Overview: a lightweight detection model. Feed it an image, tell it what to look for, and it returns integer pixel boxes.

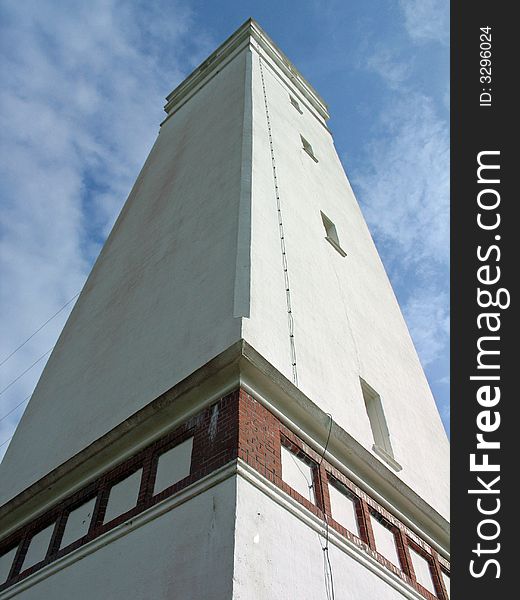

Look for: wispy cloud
[364,46,412,90]
[352,92,449,269]
[351,0,449,430]
[399,0,449,46]
[402,286,449,367]
[0,0,212,458]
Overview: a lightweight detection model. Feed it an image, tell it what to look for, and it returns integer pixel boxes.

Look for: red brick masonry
[0,389,450,599]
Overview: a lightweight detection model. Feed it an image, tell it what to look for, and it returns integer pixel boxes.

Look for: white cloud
[402,286,449,367]
[364,47,412,90]
[352,92,449,269]
[0,0,212,459]
[399,0,449,46]
[352,1,449,379]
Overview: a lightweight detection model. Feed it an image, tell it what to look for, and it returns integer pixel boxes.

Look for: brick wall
[0,388,449,599]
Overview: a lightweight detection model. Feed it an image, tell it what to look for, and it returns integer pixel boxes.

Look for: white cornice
[163,18,329,122]
[0,462,237,599]
[0,340,449,556]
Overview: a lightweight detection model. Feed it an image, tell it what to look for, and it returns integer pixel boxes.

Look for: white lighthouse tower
[0,19,449,599]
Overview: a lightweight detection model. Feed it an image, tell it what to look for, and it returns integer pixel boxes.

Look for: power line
[0,434,14,450]
[0,347,53,398]
[318,415,335,600]
[0,394,31,424]
[0,396,32,453]
[0,293,79,368]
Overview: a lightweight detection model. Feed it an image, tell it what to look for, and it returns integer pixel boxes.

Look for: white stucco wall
[243,47,449,519]
[0,48,249,505]
[4,478,236,600]
[1,25,448,528]
[233,477,410,600]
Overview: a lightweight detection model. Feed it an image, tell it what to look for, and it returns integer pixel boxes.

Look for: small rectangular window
[22,523,55,571]
[370,512,401,568]
[360,378,401,471]
[0,546,17,584]
[321,212,346,257]
[104,469,142,523]
[154,437,193,495]
[60,497,96,549]
[409,545,437,595]
[290,95,303,113]
[328,478,359,536]
[280,444,316,504]
[300,134,318,162]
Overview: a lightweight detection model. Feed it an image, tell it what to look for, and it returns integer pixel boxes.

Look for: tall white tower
[0,19,449,600]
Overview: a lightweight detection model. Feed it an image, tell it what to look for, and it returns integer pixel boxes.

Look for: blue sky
[0,0,449,460]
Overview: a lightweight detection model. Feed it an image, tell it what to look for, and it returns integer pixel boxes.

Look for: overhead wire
[0,292,78,368]
[317,414,335,600]
[0,394,31,424]
[0,347,53,398]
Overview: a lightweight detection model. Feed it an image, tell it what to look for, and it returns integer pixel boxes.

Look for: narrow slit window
[300,134,318,162]
[290,95,303,114]
[320,212,346,257]
[360,378,400,470]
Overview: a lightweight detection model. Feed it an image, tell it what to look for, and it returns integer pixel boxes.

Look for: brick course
[0,388,449,599]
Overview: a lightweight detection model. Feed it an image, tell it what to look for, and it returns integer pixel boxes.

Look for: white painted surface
[104,470,142,523]
[0,547,17,584]
[233,476,410,600]
[328,482,359,536]
[1,21,448,532]
[154,437,193,495]
[60,498,96,549]
[409,547,436,595]
[280,445,315,503]
[4,478,236,600]
[22,524,54,571]
[370,515,401,568]
[0,45,248,505]
[243,42,449,519]
[441,570,450,598]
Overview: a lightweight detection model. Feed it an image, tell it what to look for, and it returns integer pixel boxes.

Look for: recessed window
[0,546,17,584]
[22,523,54,571]
[409,545,437,595]
[328,479,359,536]
[300,134,318,162]
[370,512,401,568]
[60,497,96,549]
[154,437,193,495]
[280,444,316,503]
[104,469,142,523]
[360,378,401,471]
[290,95,303,114]
[321,212,347,257]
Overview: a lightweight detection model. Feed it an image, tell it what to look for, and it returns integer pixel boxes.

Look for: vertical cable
[258,55,298,387]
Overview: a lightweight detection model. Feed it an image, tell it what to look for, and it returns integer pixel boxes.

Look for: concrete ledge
[0,340,449,556]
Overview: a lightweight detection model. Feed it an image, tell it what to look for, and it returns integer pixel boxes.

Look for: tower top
[164,18,330,122]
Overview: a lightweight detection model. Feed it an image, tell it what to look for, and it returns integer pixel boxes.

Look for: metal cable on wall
[258,55,299,388]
